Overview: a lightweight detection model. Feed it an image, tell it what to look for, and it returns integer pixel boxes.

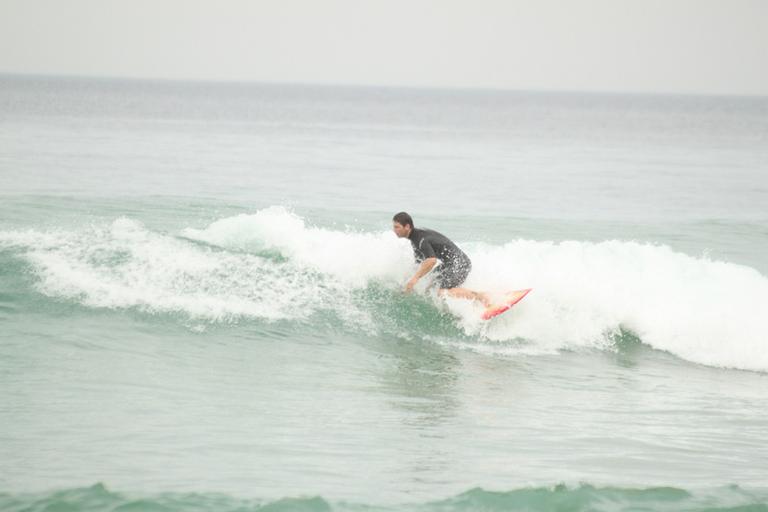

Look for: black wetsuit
[408,228,472,289]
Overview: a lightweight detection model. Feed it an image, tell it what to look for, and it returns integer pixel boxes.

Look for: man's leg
[438,287,492,307]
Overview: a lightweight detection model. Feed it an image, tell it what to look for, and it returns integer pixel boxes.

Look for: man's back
[408,228,470,269]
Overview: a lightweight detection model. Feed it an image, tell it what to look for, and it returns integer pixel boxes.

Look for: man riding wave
[392,212,491,307]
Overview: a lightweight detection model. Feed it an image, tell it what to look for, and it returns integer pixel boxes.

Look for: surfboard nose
[482,288,532,320]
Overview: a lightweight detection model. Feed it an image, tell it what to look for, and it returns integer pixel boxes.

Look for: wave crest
[1,483,765,512]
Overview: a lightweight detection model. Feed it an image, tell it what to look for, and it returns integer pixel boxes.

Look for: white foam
[2,216,359,322]
[452,239,768,372]
[2,208,767,372]
[182,206,413,287]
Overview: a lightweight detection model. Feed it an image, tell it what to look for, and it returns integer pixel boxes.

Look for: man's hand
[404,258,437,294]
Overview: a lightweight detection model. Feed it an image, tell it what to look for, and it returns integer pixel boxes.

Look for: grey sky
[1,0,766,95]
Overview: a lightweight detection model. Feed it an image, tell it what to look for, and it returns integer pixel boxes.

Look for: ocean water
[1,75,767,511]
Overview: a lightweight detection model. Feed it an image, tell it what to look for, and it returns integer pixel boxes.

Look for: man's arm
[405,257,437,293]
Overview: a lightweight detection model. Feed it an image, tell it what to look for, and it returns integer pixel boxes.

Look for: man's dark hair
[393,212,414,229]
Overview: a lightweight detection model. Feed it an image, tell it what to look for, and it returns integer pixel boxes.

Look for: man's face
[392,222,411,238]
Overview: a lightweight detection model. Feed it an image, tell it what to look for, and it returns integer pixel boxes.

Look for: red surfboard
[481,288,532,320]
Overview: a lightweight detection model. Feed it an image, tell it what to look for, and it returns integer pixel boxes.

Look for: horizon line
[2,70,766,100]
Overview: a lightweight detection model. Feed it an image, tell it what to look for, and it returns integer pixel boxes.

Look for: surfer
[393,212,491,307]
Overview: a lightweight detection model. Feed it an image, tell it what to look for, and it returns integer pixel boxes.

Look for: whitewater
[2,206,767,373]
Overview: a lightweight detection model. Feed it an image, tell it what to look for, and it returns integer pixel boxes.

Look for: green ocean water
[3,483,768,512]
[1,75,767,511]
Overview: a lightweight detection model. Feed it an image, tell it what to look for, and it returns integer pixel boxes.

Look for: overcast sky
[1,0,766,95]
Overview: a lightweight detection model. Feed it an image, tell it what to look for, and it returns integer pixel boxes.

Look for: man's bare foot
[477,292,492,308]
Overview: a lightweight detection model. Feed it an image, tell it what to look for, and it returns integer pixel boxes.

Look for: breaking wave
[1,206,766,372]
